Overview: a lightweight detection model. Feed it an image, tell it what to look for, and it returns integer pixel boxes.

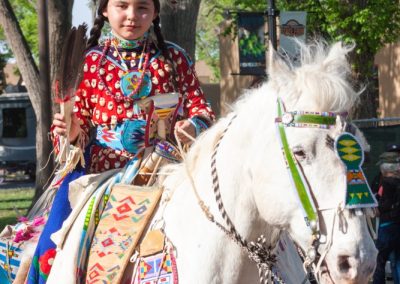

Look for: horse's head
[283,119,377,284]
[251,42,377,283]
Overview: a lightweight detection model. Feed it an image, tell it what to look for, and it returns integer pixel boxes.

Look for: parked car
[0,92,36,180]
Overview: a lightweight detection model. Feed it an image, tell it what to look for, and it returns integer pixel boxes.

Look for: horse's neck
[162,89,280,240]
[161,101,280,282]
[162,174,269,283]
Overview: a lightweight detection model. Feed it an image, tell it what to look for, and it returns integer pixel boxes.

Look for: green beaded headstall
[275,99,332,234]
[275,99,377,235]
[275,110,337,129]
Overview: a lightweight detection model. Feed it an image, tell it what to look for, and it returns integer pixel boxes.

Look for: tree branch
[0,0,40,111]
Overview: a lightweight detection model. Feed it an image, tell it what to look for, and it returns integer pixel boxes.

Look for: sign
[280,11,307,65]
[237,12,266,75]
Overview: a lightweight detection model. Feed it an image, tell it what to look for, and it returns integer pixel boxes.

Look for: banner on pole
[279,11,307,65]
[237,12,266,75]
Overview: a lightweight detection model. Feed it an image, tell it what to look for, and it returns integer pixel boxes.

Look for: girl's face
[103,0,157,40]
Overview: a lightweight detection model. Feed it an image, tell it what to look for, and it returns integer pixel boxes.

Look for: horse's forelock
[271,41,360,113]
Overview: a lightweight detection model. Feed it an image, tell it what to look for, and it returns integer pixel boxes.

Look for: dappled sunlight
[375,43,400,117]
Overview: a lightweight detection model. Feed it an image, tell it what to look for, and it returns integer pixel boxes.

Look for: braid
[86,15,106,50]
[152,16,179,91]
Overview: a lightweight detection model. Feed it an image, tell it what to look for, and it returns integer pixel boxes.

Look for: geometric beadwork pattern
[0,241,23,281]
[133,249,178,284]
[335,132,378,208]
[86,184,163,284]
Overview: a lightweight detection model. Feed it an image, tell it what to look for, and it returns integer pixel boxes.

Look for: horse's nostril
[338,255,351,273]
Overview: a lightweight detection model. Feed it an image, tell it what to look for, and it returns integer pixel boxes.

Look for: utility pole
[267,0,278,50]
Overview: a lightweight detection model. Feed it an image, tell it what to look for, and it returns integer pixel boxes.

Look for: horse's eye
[293,148,306,160]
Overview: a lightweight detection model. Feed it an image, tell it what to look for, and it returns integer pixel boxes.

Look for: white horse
[14,41,377,284]
[157,42,378,284]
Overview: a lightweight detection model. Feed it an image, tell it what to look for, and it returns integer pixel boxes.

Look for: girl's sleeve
[170,47,216,128]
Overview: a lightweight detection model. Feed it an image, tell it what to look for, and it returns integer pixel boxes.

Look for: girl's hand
[52,113,80,143]
[175,119,196,145]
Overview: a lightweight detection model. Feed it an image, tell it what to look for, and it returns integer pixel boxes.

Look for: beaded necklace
[112,38,147,71]
[112,31,148,49]
[97,38,151,101]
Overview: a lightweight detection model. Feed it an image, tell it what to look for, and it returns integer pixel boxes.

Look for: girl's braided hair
[86,0,108,49]
[86,0,179,91]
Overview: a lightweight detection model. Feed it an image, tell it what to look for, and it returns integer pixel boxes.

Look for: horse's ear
[267,48,294,83]
[322,42,354,74]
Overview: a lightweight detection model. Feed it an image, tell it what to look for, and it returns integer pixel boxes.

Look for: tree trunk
[30,0,74,203]
[0,56,6,93]
[48,1,74,90]
[160,0,201,61]
[351,51,379,119]
[30,0,52,205]
[0,0,74,204]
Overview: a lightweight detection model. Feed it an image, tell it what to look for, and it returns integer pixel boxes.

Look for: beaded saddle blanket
[86,184,164,283]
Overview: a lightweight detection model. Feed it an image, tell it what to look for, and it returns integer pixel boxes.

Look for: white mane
[273,41,360,112]
[225,42,359,117]
[179,42,359,164]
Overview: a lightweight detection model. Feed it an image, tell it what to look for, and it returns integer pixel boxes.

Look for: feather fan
[54,24,88,165]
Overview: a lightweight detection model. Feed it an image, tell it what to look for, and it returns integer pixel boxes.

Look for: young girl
[27,0,214,282]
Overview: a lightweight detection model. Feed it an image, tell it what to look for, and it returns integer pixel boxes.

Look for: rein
[210,114,283,283]
[182,106,341,284]
[203,101,341,283]
[176,116,284,284]
[178,98,374,284]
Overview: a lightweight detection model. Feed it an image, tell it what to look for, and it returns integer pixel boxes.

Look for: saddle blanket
[86,184,163,283]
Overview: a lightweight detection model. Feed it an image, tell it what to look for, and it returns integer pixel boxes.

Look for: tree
[160,0,201,61]
[0,0,37,93]
[0,0,73,201]
[198,0,400,118]
[196,0,265,81]
[280,0,400,118]
[196,1,225,82]
[12,0,39,57]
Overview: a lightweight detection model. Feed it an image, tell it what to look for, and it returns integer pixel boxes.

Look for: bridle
[204,102,340,283]
[274,98,339,267]
[273,99,378,282]
[182,98,376,283]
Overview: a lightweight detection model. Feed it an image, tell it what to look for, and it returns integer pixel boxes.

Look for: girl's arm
[171,47,215,127]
